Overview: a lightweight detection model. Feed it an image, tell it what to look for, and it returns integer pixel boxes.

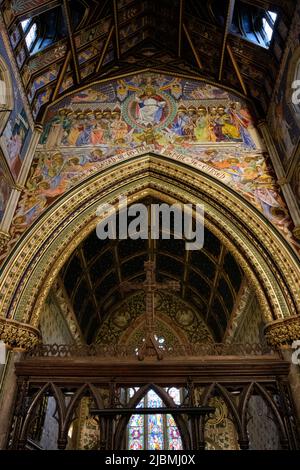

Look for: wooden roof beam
[178,0,184,57]
[227,43,248,95]
[219,0,235,81]
[62,0,81,85]
[206,245,226,322]
[95,25,115,74]
[113,0,120,60]
[183,23,203,70]
[51,50,71,101]
[79,247,102,324]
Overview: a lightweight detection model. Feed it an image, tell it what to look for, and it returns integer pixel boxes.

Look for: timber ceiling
[60,207,245,343]
[1,0,296,119]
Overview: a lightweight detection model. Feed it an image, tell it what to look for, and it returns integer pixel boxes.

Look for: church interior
[0,0,300,451]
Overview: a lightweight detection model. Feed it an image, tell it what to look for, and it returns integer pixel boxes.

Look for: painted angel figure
[134,86,166,126]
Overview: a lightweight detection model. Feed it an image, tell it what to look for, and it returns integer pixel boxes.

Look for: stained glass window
[128,388,145,450]
[21,20,37,52]
[127,388,183,450]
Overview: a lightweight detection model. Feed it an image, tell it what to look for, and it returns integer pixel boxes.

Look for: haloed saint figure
[134,86,167,126]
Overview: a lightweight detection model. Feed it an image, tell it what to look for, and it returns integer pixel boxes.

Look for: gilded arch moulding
[0,155,299,350]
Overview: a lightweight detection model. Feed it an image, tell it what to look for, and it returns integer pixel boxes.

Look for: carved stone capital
[264,316,300,348]
[0,317,41,351]
[0,231,11,251]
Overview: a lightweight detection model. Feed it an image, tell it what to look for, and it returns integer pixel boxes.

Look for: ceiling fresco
[0,0,296,120]
[1,71,299,267]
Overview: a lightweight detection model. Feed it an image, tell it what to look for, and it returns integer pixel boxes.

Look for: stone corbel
[264,316,300,348]
[0,317,41,351]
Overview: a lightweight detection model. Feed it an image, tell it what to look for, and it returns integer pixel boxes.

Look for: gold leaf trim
[0,317,41,351]
[264,316,300,347]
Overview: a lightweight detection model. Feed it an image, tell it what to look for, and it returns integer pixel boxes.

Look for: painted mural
[1,106,30,177]
[0,24,33,179]
[0,159,12,222]
[267,4,300,166]
[1,72,299,263]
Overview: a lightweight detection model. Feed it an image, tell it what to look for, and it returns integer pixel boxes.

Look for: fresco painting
[10,26,21,48]
[16,46,26,68]
[28,65,59,103]
[74,19,111,49]
[3,72,299,260]
[22,43,67,86]
[32,88,52,118]
[267,6,300,166]
[291,162,300,207]
[0,28,33,179]
[2,107,30,178]
[0,160,12,223]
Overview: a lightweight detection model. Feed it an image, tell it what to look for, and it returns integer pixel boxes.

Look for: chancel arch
[1,0,300,453]
[2,155,298,448]
[0,154,299,349]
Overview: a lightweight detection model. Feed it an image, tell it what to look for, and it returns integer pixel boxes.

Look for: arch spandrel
[0,155,299,350]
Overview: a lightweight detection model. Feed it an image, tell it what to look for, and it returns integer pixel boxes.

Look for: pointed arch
[18,382,65,447]
[199,382,243,448]
[62,383,105,439]
[241,382,289,449]
[0,155,299,350]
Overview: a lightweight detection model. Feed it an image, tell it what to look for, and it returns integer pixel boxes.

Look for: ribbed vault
[60,207,245,342]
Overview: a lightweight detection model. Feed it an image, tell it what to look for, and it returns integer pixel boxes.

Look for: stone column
[0,318,41,448]
[264,316,300,419]
[281,348,300,421]
[0,351,22,449]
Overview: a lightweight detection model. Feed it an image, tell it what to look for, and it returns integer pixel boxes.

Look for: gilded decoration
[50,279,84,345]
[76,398,100,450]
[0,316,41,350]
[293,226,300,240]
[205,397,240,450]
[1,73,299,264]
[223,281,254,342]
[0,157,299,337]
[0,231,10,251]
[125,320,180,353]
[264,316,300,347]
[95,291,213,346]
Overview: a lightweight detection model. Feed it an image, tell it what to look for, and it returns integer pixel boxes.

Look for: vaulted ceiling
[1,0,296,120]
[60,208,245,344]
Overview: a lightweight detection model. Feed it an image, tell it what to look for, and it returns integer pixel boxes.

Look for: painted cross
[121,260,180,359]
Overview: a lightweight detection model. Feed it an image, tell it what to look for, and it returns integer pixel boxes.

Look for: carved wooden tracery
[8,354,300,451]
